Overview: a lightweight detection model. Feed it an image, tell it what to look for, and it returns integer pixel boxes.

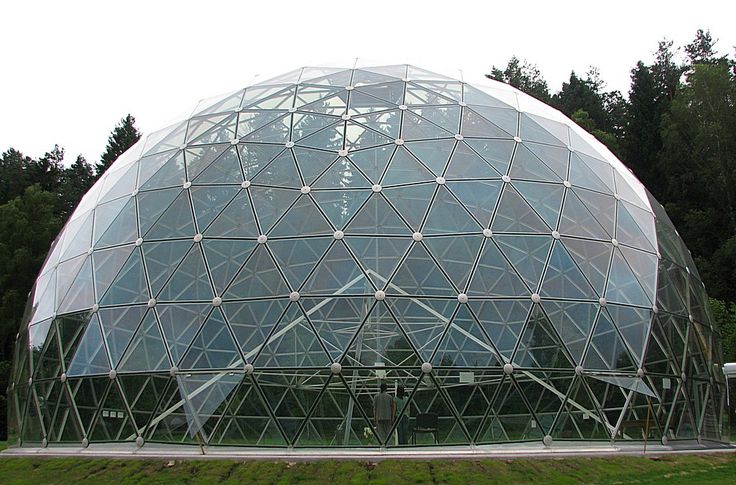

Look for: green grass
[0,451,734,484]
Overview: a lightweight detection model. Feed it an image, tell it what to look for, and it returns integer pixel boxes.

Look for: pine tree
[487,56,551,102]
[96,114,141,176]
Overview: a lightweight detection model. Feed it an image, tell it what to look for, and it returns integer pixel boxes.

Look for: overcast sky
[1,0,734,164]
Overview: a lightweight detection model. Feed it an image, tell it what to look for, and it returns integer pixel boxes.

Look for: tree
[59,155,95,220]
[488,56,551,102]
[0,149,31,205]
[96,114,141,176]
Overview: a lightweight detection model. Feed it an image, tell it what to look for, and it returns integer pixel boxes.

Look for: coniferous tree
[488,56,552,102]
[96,114,141,176]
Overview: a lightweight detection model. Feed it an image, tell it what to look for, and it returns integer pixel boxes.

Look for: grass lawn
[0,447,734,484]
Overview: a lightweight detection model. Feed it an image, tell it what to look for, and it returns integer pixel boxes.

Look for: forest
[0,30,734,439]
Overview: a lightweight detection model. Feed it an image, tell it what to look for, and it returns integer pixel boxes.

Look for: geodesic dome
[8,64,726,449]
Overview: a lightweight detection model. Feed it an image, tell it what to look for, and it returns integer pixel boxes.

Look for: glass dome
[7,64,726,449]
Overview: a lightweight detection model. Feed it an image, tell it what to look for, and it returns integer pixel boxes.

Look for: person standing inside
[395,385,410,445]
[373,382,395,445]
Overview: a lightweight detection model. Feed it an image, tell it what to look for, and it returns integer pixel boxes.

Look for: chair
[411,413,438,444]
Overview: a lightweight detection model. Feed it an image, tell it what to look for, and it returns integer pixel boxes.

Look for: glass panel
[98,305,148,368]
[404,139,455,175]
[387,298,455,362]
[302,297,375,362]
[117,311,171,372]
[224,245,290,299]
[223,299,289,360]
[423,187,482,235]
[351,110,401,139]
[157,303,211,365]
[293,147,337,184]
[388,243,455,296]
[205,190,260,238]
[464,138,515,175]
[543,301,598,365]
[99,248,150,306]
[574,188,616,236]
[382,183,435,232]
[312,189,371,229]
[57,257,94,314]
[381,147,435,185]
[177,372,241,439]
[158,244,213,302]
[401,112,453,140]
[185,145,230,181]
[513,305,574,369]
[190,186,240,230]
[145,190,195,239]
[302,241,372,295]
[561,237,611,295]
[346,193,412,235]
[605,249,651,306]
[559,190,610,239]
[139,151,186,191]
[468,241,530,297]
[432,305,502,367]
[349,145,394,183]
[251,150,302,188]
[67,315,110,376]
[255,304,330,368]
[202,239,257,294]
[445,142,501,180]
[238,143,284,180]
[492,184,550,233]
[354,81,404,105]
[541,241,598,300]
[423,235,483,293]
[269,195,334,237]
[142,240,193,296]
[250,186,300,233]
[93,244,135,302]
[513,181,564,229]
[269,237,333,290]
[461,108,513,138]
[495,235,551,292]
[292,114,340,141]
[179,309,242,370]
[583,310,636,371]
[446,180,502,228]
[313,158,371,189]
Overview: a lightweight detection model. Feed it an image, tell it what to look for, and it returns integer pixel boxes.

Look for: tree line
[0,30,735,439]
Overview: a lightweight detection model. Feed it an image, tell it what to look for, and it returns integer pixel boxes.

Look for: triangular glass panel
[404,139,455,175]
[238,143,283,179]
[348,145,394,183]
[157,303,211,365]
[136,187,181,236]
[381,147,435,185]
[142,120,187,157]
[346,236,412,288]
[543,301,598,365]
[513,305,574,368]
[382,183,435,231]
[299,92,349,115]
[405,83,454,105]
[568,152,615,195]
[58,256,94,314]
[480,375,542,442]
[55,254,87,306]
[237,110,286,138]
[354,81,405,105]
[139,151,186,191]
[584,310,637,371]
[445,142,501,180]
[95,197,138,248]
[345,122,393,151]
[292,147,337,184]
[616,201,657,253]
[348,90,397,114]
[60,211,93,261]
[302,241,373,295]
[521,372,575,434]
[346,193,412,235]
[209,378,286,446]
[551,377,611,440]
[446,180,503,227]
[524,142,570,180]
[573,187,616,236]
[204,190,259,238]
[90,381,137,442]
[57,312,92,370]
[142,240,193,296]
[413,80,463,101]
[656,260,687,315]
[303,297,375,362]
[69,377,109,437]
[468,241,530,297]
[190,186,240,230]
[100,247,149,306]
[145,190,195,239]
[177,372,241,438]
[510,143,562,182]
[423,186,482,235]
[179,309,242,370]
[424,235,483,293]
[292,113,342,141]
[495,235,552,291]
[256,370,328,444]
[223,299,289,360]
[251,150,302,188]
[606,248,651,306]
[344,302,422,367]
[313,157,371,189]
[158,244,213,301]
[433,305,502,367]
[388,298,456,362]
[350,110,401,139]
[519,113,568,147]
[185,145,230,180]
[67,315,110,376]
[224,245,290,299]
[513,181,564,229]
[186,113,236,144]
[250,186,301,233]
[619,246,658,305]
[408,374,470,445]
[268,237,333,290]
[411,105,462,134]
[461,108,513,138]
[389,243,455,296]
[561,237,611,295]
[97,305,148,368]
[255,304,331,368]
[241,115,290,143]
[117,311,171,372]
[202,239,257,294]
[312,189,371,229]
[464,138,515,175]
[33,323,62,380]
[492,184,550,233]
[294,82,343,105]
[464,106,518,137]
[607,304,652,366]
[401,112,453,140]
[297,123,345,151]
[269,195,333,237]
[541,241,598,300]
[558,190,610,240]
[114,373,172,438]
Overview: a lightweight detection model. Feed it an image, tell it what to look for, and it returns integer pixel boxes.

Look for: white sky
[1,0,734,164]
